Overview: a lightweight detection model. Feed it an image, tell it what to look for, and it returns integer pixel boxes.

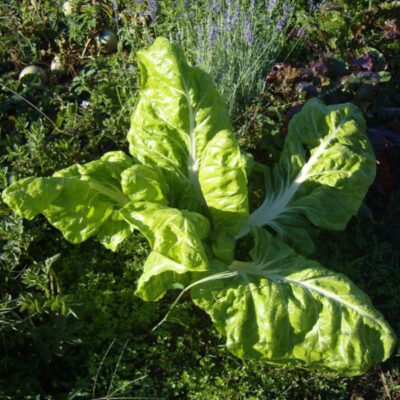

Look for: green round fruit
[19,65,46,80]
[97,30,118,53]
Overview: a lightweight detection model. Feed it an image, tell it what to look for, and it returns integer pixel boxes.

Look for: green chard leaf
[98,164,169,250]
[237,99,376,252]
[120,164,169,205]
[2,151,132,244]
[2,151,167,250]
[118,202,210,301]
[192,227,396,376]
[128,37,248,235]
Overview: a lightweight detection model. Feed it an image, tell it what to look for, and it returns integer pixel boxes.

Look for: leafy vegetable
[127,37,248,235]
[2,151,133,244]
[119,202,211,302]
[192,227,396,376]
[2,37,396,376]
[237,99,376,253]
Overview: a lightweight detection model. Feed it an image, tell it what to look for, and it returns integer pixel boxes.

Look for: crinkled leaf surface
[97,164,169,251]
[135,251,194,301]
[2,151,133,244]
[238,99,376,250]
[192,227,396,376]
[128,37,248,234]
[199,130,248,235]
[120,164,168,204]
[211,230,236,265]
[96,210,132,251]
[118,202,211,301]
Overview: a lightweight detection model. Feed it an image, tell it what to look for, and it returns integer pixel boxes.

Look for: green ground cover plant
[0,0,399,399]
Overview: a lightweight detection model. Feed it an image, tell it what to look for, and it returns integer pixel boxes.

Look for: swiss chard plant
[2,37,396,376]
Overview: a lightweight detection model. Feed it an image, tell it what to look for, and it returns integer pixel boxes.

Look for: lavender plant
[131,0,296,116]
[170,0,297,116]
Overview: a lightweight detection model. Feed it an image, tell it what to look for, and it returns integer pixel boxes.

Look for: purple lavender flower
[112,0,118,10]
[195,23,204,43]
[275,1,293,31]
[223,0,238,32]
[276,17,285,31]
[208,23,219,46]
[215,70,223,83]
[147,0,159,21]
[244,13,253,44]
[245,31,253,44]
[308,0,327,11]
[244,13,251,28]
[223,8,231,30]
[209,1,223,13]
[284,1,293,14]
[266,0,277,13]
[232,4,240,25]
[215,63,228,84]
[226,0,235,15]
[185,0,190,6]
[146,31,154,43]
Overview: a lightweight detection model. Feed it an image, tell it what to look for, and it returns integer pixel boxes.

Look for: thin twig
[107,339,129,397]
[93,338,116,398]
[81,36,93,59]
[107,375,148,398]
[379,366,392,400]
[279,384,293,397]
[0,83,60,132]
[151,270,238,333]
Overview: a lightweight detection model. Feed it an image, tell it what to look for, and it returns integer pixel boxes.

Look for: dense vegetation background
[0,0,399,398]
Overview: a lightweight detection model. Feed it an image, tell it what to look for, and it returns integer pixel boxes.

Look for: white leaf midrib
[237,117,345,239]
[182,79,209,184]
[150,73,209,183]
[233,265,390,334]
[83,178,129,207]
